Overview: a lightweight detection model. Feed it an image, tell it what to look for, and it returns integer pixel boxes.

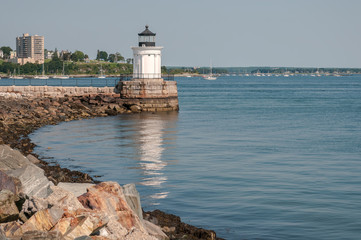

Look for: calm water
[30,75,361,239]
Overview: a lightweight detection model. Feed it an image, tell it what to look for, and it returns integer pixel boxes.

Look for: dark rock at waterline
[144,209,225,240]
[41,165,94,185]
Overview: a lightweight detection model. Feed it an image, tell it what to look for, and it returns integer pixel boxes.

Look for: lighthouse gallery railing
[119,74,174,81]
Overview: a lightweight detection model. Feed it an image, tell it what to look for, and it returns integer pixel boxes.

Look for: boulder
[26,154,40,164]
[21,196,48,218]
[108,104,126,113]
[50,208,109,239]
[15,207,63,236]
[129,105,141,113]
[61,212,108,240]
[100,218,127,239]
[121,184,142,220]
[77,182,156,239]
[7,164,53,198]
[46,186,84,211]
[20,185,84,219]
[143,220,169,240]
[0,221,22,237]
[78,182,143,231]
[0,145,31,171]
[0,190,19,223]
[19,230,64,240]
[0,228,6,240]
[57,183,95,197]
[0,145,53,198]
[74,236,92,240]
[0,170,21,195]
[50,217,71,236]
[124,228,158,240]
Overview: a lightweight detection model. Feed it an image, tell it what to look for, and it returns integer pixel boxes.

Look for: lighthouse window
[140,36,151,42]
[139,35,155,43]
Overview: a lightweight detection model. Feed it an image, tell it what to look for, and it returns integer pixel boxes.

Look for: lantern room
[138,25,156,47]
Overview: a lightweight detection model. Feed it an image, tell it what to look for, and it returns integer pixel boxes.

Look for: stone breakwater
[0,86,115,98]
[0,92,222,240]
[0,85,179,112]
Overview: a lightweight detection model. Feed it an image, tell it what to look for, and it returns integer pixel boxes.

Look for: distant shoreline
[0,74,121,79]
[1,73,360,79]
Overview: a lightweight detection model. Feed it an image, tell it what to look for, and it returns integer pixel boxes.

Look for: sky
[1,0,360,68]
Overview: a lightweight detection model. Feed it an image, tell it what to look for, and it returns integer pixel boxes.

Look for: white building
[45,50,54,59]
[132,25,163,79]
[10,51,16,59]
[0,50,3,59]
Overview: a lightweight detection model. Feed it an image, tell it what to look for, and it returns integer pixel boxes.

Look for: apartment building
[14,33,44,65]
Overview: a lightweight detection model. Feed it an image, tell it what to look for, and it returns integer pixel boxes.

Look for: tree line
[0,46,134,75]
[0,46,129,64]
[0,59,133,75]
[0,46,12,59]
[49,49,127,63]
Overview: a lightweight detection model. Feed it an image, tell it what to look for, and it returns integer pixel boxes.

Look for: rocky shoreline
[0,95,223,239]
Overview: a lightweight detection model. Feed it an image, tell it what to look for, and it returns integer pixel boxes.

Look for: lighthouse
[132,25,163,79]
[117,25,178,112]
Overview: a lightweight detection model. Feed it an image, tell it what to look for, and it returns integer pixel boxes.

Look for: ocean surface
[30,75,361,240]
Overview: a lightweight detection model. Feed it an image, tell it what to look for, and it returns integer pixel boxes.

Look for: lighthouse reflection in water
[130,113,178,203]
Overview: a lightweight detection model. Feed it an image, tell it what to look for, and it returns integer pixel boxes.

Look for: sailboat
[10,69,24,79]
[203,61,217,80]
[98,64,106,78]
[315,68,322,77]
[38,63,49,79]
[255,70,262,77]
[57,62,69,79]
[33,71,40,79]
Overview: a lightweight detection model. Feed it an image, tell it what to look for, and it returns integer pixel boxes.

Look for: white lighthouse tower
[132,25,163,79]
[117,25,178,111]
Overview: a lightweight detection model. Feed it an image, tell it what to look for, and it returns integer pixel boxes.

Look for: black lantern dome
[138,25,156,47]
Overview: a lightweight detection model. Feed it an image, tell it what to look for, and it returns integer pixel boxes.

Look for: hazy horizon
[1,0,360,68]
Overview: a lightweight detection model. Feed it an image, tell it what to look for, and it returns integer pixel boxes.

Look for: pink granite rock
[76,181,162,239]
[78,182,143,231]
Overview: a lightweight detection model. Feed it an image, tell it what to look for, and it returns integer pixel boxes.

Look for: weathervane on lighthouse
[132,25,163,79]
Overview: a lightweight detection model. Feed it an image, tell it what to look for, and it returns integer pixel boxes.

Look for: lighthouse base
[116,78,179,112]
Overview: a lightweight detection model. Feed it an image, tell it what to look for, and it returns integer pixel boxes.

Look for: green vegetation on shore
[1,60,361,76]
[0,60,133,76]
